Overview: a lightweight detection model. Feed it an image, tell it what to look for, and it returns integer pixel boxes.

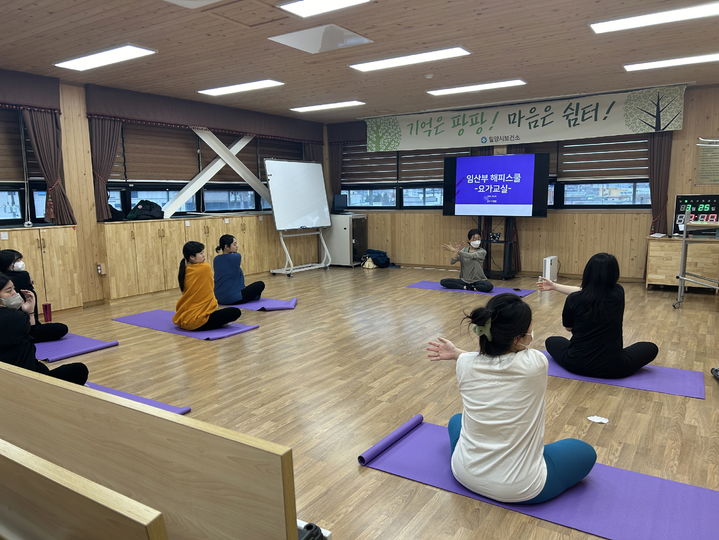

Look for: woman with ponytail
[212,234,265,305]
[540,252,658,378]
[173,241,241,331]
[427,293,595,504]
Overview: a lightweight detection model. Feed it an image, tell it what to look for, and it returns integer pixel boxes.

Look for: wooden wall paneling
[0,363,297,540]
[646,237,719,288]
[0,438,168,540]
[668,86,719,229]
[133,221,167,294]
[183,219,211,258]
[0,228,45,304]
[233,216,260,274]
[161,219,186,291]
[39,226,82,310]
[102,224,139,299]
[59,83,104,304]
[205,218,228,268]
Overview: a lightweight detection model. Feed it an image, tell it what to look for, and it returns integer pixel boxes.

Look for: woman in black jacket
[0,249,69,342]
[0,273,87,385]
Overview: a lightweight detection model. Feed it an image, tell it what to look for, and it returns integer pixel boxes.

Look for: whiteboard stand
[271,229,331,276]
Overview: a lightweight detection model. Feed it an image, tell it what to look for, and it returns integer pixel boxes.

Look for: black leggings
[545,336,659,379]
[196,308,242,331]
[30,323,69,343]
[239,281,265,303]
[36,361,89,385]
[440,278,494,292]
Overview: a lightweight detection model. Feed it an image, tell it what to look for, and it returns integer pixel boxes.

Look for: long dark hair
[215,234,235,253]
[178,241,205,291]
[465,293,532,356]
[0,250,21,274]
[578,252,620,318]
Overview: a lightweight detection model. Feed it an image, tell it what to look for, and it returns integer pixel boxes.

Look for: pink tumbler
[42,303,52,322]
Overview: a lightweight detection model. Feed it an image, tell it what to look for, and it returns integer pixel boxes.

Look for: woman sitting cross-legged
[440,228,493,292]
[539,252,658,379]
[213,234,265,305]
[427,293,596,504]
[173,241,241,331]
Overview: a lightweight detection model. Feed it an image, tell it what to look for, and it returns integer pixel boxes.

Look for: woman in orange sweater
[173,241,241,331]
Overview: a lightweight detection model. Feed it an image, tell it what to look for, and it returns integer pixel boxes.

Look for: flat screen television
[443,153,550,217]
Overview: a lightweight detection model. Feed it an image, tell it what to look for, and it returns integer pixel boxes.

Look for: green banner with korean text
[366,85,685,152]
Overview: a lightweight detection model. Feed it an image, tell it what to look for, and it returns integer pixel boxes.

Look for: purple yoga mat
[406,280,535,297]
[85,382,191,415]
[360,418,718,540]
[541,350,705,399]
[112,309,258,340]
[35,334,119,363]
[224,297,297,311]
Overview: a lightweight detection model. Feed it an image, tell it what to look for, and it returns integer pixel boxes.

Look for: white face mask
[12,260,26,272]
[1,292,23,310]
[469,240,481,248]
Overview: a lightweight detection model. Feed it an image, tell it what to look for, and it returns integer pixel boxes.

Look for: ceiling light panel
[291,100,365,112]
[624,52,719,71]
[428,79,526,96]
[278,0,370,18]
[54,45,156,71]
[350,47,470,72]
[591,2,719,33]
[199,80,285,96]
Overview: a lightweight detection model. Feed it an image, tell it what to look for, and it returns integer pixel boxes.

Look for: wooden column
[59,83,106,304]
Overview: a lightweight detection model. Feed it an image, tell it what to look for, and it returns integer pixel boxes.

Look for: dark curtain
[328,142,344,196]
[89,117,122,221]
[648,131,673,234]
[302,142,323,163]
[22,109,76,225]
[471,146,494,273]
[505,145,523,273]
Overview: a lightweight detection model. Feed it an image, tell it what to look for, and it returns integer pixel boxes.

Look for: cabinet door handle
[36,238,41,249]
[131,230,135,240]
[41,238,46,249]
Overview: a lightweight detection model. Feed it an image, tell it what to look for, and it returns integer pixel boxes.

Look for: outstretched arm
[536,277,581,295]
[426,337,467,361]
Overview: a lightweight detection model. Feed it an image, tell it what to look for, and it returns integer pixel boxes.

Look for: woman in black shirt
[0,249,69,342]
[540,253,658,379]
[0,273,87,385]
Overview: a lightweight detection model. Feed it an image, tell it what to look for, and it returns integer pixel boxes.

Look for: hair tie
[470,319,492,341]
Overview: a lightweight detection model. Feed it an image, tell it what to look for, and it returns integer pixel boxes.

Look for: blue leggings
[448,413,596,504]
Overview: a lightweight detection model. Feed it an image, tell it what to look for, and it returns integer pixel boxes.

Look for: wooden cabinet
[103,224,139,299]
[645,237,719,288]
[0,226,81,311]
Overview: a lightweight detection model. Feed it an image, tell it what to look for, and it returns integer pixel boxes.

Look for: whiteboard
[265,159,331,230]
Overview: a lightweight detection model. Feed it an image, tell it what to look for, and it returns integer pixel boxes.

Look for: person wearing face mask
[173,241,242,331]
[0,273,88,385]
[440,228,493,292]
[0,249,69,342]
[213,234,265,305]
[426,293,596,504]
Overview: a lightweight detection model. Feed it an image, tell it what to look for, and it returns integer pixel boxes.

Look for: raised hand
[426,337,465,361]
[536,276,555,291]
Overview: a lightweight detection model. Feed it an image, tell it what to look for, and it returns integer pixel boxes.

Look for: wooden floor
[51,267,718,539]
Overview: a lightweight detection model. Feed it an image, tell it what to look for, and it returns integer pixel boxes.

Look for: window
[130,190,196,212]
[204,189,256,211]
[341,188,396,207]
[403,186,443,207]
[0,190,21,220]
[563,182,651,206]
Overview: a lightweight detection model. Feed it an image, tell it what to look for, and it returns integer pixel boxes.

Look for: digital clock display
[673,195,719,234]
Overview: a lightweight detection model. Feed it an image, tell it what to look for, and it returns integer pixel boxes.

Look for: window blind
[558,134,649,180]
[123,124,200,181]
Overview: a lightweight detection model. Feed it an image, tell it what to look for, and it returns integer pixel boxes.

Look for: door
[39,227,82,310]
[103,224,139,299]
[133,221,167,294]
[160,220,186,290]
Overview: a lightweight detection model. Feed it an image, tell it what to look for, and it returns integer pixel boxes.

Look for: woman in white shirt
[427,293,596,504]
